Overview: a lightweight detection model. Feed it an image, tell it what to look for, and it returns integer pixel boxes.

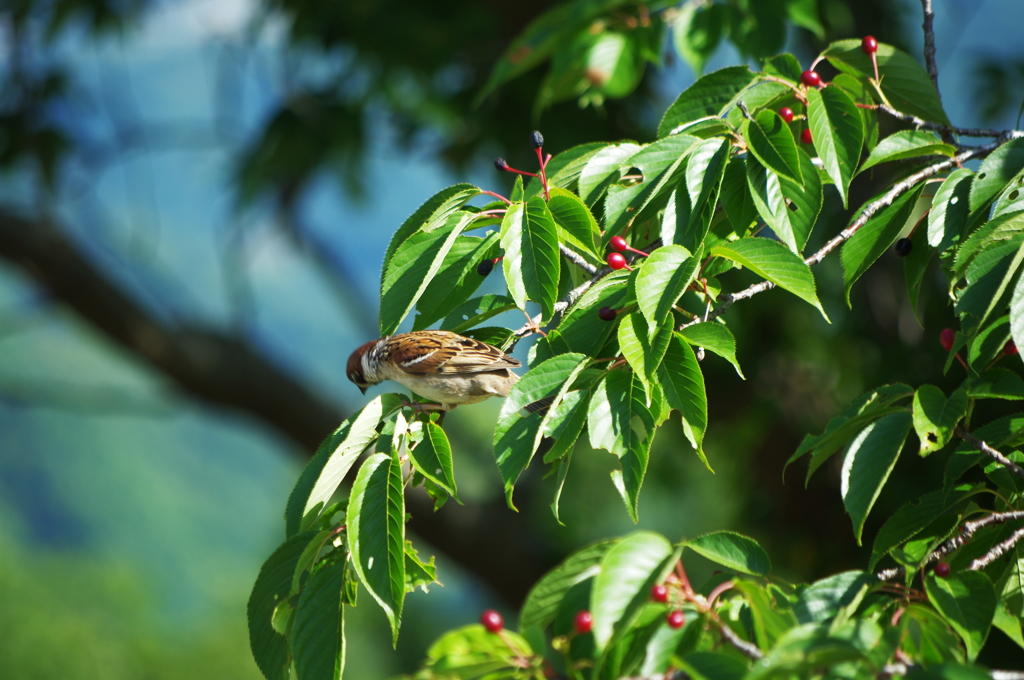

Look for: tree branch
[955,426,1024,480]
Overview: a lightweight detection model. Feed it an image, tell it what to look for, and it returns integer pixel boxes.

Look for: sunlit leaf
[806,85,863,207]
[841,412,913,544]
[711,237,827,319]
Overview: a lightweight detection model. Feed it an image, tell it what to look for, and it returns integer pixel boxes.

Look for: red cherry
[598,306,617,321]
[934,562,951,578]
[481,609,503,633]
[573,610,593,634]
[667,611,686,629]
[607,252,628,270]
[862,36,879,55]
[779,107,795,123]
[801,128,813,144]
[801,70,821,87]
[610,235,628,252]
[651,584,669,603]
[1006,340,1018,355]
[939,328,956,351]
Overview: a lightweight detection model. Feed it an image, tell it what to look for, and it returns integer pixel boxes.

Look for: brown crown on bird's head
[347,339,378,393]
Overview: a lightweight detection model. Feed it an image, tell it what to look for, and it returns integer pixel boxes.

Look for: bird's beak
[359,386,368,395]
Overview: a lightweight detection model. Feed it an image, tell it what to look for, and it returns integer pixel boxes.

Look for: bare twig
[955,426,1024,480]
[558,243,597,275]
[970,527,1024,570]
[683,134,1019,330]
[920,0,941,96]
[874,103,1010,139]
[715,617,764,660]
[736,100,754,122]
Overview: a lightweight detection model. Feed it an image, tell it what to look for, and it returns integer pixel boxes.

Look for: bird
[346,330,522,411]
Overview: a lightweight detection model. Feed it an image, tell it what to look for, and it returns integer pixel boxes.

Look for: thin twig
[955,426,1024,480]
[736,100,754,122]
[920,0,941,97]
[874,103,1010,138]
[682,134,1019,330]
[715,617,764,660]
[558,243,597,275]
[512,268,607,337]
[970,527,1024,570]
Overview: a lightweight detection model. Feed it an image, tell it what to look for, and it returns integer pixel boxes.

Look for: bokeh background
[2,0,1023,676]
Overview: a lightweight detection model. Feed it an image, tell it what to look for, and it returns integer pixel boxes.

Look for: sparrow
[346,330,521,411]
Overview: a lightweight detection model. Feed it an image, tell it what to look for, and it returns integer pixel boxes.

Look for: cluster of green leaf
[404,529,1004,679]
[480,0,825,114]
[248,20,1024,680]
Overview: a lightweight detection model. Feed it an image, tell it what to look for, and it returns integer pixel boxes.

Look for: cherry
[494,157,509,171]
[573,610,593,634]
[801,70,821,87]
[481,609,503,633]
[610,235,628,252]
[607,252,628,270]
[862,36,879,55]
[1006,340,1018,355]
[894,238,913,257]
[934,562,951,578]
[801,128,813,144]
[667,611,686,629]
[939,328,956,352]
[651,584,669,603]
[531,130,544,149]
[598,306,617,321]
[779,107,795,123]
[477,259,495,276]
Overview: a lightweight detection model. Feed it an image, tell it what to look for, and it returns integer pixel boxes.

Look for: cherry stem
[707,580,735,608]
[954,352,968,370]
[480,190,512,205]
[503,164,538,178]
[534,147,550,200]
[870,51,880,83]
[625,245,649,257]
[907,208,930,238]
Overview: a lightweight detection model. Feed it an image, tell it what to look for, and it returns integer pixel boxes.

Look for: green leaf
[422,624,535,677]
[676,652,748,680]
[686,531,771,575]
[901,605,966,664]
[408,422,459,502]
[635,244,699,332]
[788,384,913,479]
[520,540,617,632]
[823,39,950,125]
[500,196,560,319]
[870,486,975,570]
[286,397,387,537]
[743,109,802,184]
[677,323,743,378]
[547,187,601,261]
[785,0,824,38]
[404,541,437,594]
[412,232,498,330]
[793,571,877,623]
[544,270,631,358]
[684,138,731,243]
[1010,236,1024,358]
[440,294,517,334]
[475,3,572,104]
[588,370,652,460]
[841,184,925,305]
[659,333,709,468]
[806,85,863,207]
[248,532,318,680]
[542,388,590,463]
[925,572,997,662]
[382,184,480,281]
[904,215,935,325]
[293,559,346,680]
[348,453,405,646]
[860,130,956,174]
[673,2,725,76]
[841,412,913,544]
[928,168,973,251]
[967,368,1024,400]
[731,579,799,649]
[591,531,674,651]
[381,211,475,335]
[721,158,759,234]
[711,237,828,319]
[745,150,822,253]
[618,311,671,404]
[969,315,1014,370]
[604,135,700,236]
[762,53,803,83]
[970,137,1024,213]
[579,142,643,207]
[493,353,589,504]
[658,66,757,137]
[585,30,644,98]
[913,386,968,456]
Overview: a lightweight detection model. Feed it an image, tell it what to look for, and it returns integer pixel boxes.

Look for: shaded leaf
[293,559,346,680]
[743,109,802,184]
[686,531,771,576]
[925,572,997,662]
[913,386,968,456]
[841,412,913,543]
[658,66,757,137]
